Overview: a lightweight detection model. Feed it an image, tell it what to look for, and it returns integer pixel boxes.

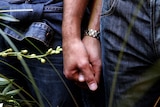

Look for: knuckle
[94,59,102,66]
[78,61,89,69]
[63,70,72,79]
[86,76,95,84]
[63,70,77,80]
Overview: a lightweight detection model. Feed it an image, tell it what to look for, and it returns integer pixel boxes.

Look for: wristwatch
[85,29,100,40]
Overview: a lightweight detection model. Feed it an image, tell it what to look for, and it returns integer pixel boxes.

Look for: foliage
[0,47,62,63]
[0,11,63,107]
[0,77,20,107]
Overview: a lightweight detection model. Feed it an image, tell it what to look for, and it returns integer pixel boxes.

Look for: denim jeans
[0,0,84,107]
[0,0,105,107]
[101,0,160,107]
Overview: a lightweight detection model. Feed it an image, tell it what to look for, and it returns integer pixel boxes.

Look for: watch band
[85,29,100,40]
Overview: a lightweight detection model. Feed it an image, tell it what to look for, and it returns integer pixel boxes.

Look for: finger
[81,65,98,91]
[92,63,101,84]
[78,73,85,82]
[64,69,79,82]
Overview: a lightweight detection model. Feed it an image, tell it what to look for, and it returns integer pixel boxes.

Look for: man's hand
[62,38,98,91]
[62,0,102,91]
[82,36,102,84]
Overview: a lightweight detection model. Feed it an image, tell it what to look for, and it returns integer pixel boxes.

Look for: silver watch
[85,29,100,40]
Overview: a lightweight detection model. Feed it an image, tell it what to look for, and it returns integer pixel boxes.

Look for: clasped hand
[63,36,101,91]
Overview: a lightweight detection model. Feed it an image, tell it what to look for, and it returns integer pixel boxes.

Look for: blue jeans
[101,0,160,107]
[0,0,105,107]
[0,0,84,107]
[0,37,83,107]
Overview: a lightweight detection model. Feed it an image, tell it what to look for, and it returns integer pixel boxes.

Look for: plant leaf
[0,77,10,85]
[0,13,19,22]
[2,83,12,95]
[6,89,21,96]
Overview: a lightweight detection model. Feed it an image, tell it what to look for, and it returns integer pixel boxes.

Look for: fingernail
[89,83,98,91]
[78,74,85,82]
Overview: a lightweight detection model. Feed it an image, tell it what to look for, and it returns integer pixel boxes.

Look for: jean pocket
[101,0,118,16]
[24,22,55,47]
[4,22,55,47]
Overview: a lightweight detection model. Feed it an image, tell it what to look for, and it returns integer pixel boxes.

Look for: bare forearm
[62,0,89,41]
[88,0,102,31]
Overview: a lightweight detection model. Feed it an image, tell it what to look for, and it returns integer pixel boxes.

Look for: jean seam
[151,0,159,57]
[101,0,118,16]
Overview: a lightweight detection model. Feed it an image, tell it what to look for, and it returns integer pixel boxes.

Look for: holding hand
[62,38,98,91]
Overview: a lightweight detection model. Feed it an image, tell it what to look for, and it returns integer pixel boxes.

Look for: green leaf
[0,77,10,85]
[2,84,12,95]
[0,13,19,22]
[0,95,7,100]
[6,89,21,96]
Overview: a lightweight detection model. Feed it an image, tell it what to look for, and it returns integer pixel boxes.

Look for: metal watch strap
[85,29,100,40]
